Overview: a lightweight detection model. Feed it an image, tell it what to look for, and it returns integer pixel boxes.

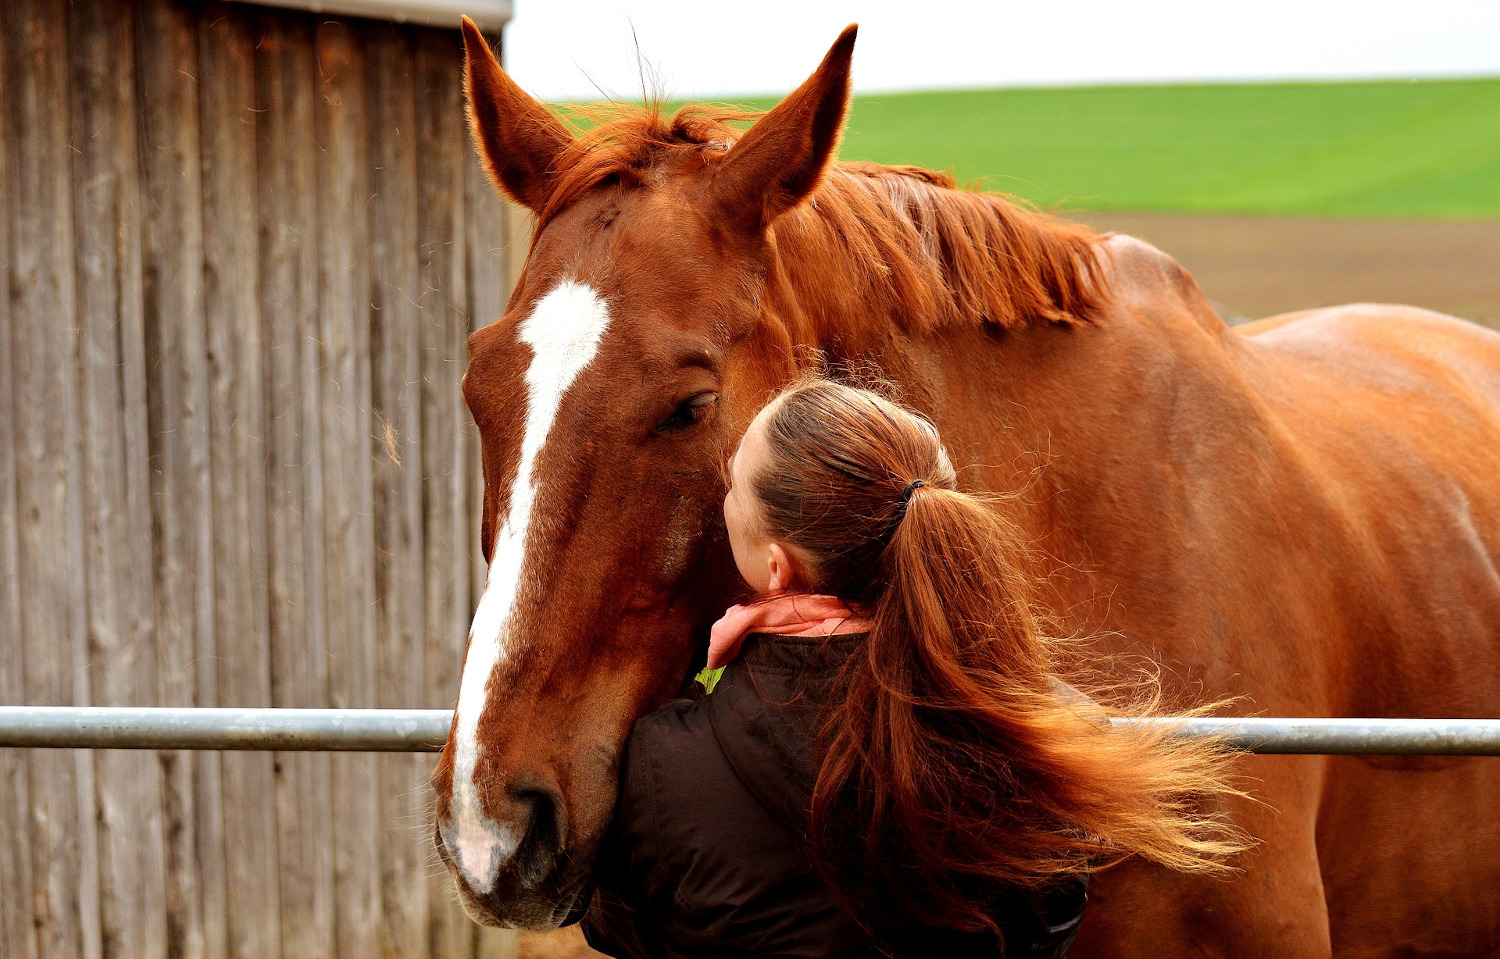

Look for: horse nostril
[510,786,564,889]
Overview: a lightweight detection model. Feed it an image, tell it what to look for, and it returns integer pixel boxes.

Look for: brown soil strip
[1070,214,1500,331]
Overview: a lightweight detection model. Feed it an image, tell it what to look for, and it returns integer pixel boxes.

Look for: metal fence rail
[2,707,1500,755]
[0,707,451,752]
[1116,716,1500,755]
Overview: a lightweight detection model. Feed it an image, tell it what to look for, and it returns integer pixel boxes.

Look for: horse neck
[931,236,1270,605]
[748,221,1278,647]
[748,169,1257,469]
[766,225,1258,520]
[757,170,1111,366]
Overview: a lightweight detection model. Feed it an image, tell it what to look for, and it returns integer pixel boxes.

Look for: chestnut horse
[432,20,1500,957]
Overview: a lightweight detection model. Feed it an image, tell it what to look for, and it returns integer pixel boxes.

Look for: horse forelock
[537,103,753,226]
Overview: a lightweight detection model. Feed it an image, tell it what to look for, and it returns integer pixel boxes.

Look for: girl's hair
[750,378,1247,938]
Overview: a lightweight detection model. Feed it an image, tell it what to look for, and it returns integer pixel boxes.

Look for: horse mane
[539,103,1112,331]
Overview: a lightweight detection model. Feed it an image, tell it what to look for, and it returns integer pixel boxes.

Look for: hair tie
[899,479,925,505]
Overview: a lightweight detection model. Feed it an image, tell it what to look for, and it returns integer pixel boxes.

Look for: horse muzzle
[434,776,590,929]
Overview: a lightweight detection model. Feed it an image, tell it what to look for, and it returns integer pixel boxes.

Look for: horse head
[431,20,860,928]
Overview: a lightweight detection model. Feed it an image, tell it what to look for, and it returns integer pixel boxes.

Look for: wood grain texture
[313,19,385,959]
[415,30,477,956]
[0,7,42,958]
[4,1,103,956]
[365,23,433,956]
[67,1,171,954]
[4,4,510,955]
[197,5,283,956]
[133,0,218,953]
[503,205,533,301]
[254,13,336,958]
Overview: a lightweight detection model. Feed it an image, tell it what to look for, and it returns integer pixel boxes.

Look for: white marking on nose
[449,280,613,893]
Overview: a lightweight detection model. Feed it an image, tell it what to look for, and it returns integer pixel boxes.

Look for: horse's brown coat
[434,19,1500,956]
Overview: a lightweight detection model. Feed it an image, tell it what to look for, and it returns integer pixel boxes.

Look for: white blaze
[446,280,613,893]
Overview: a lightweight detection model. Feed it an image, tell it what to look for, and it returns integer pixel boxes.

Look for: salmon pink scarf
[706,594,872,669]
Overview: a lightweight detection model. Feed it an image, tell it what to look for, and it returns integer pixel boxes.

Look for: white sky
[504,1,1500,100]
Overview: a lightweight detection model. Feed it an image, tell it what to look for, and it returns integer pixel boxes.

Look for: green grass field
[674,78,1500,220]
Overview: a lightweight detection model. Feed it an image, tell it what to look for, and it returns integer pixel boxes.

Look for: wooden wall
[0,0,522,955]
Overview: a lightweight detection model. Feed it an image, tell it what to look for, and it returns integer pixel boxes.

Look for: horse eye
[655,393,719,434]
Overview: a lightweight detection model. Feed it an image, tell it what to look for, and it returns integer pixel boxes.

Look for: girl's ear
[767,542,805,593]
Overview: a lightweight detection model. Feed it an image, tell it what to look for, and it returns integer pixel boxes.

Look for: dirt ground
[1070,213,1500,331]
[516,928,599,957]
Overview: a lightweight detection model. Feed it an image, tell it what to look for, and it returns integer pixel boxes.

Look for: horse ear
[710,24,857,233]
[462,16,573,214]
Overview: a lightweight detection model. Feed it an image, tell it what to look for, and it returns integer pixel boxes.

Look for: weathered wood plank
[414,30,468,717]
[504,205,533,304]
[312,19,384,959]
[0,8,42,959]
[133,0,219,954]
[4,1,103,956]
[365,22,432,957]
[8,6,525,956]
[197,5,283,957]
[253,12,336,958]
[414,28,476,958]
[67,1,170,954]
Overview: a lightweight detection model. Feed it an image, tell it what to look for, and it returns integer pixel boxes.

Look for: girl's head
[723,379,957,601]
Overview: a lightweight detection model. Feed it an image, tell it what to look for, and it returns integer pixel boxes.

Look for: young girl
[583,379,1245,959]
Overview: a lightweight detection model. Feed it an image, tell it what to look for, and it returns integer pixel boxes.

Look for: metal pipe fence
[0,707,450,752]
[2,707,1499,755]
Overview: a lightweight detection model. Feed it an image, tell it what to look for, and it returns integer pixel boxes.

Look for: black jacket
[582,633,1088,959]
